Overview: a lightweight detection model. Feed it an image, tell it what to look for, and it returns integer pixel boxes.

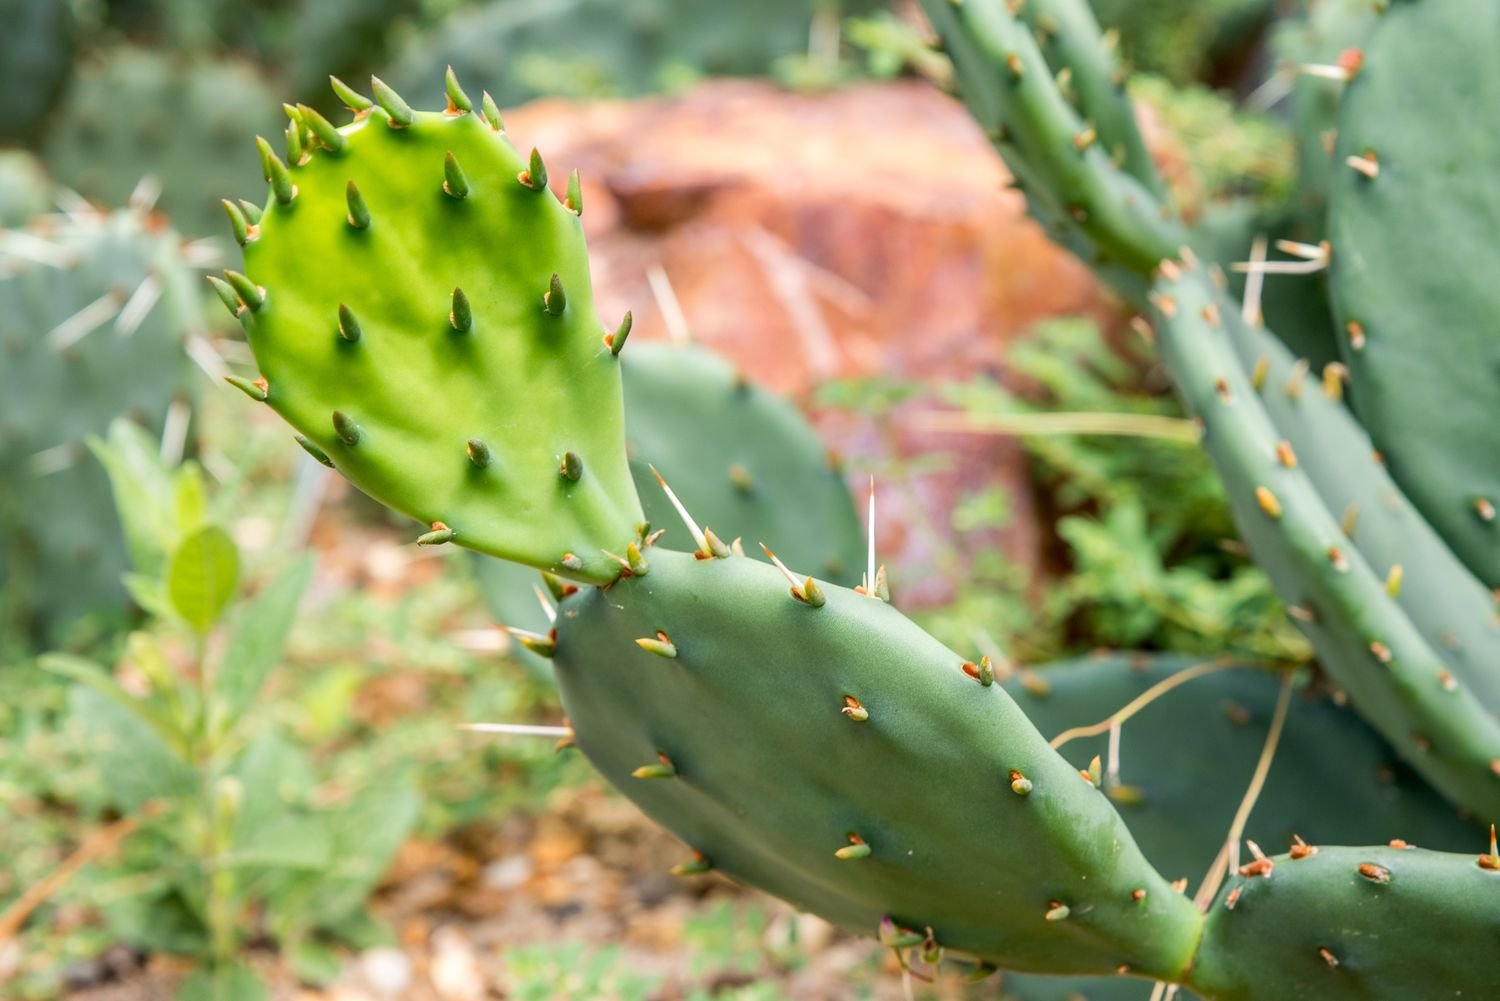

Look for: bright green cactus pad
[552,549,1203,979]
[1327,0,1500,588]
[237,88,643,584]
[1190,844,1500,999]
[622,343,864,584]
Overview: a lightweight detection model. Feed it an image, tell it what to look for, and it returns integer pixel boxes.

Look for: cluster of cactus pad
[224,6,1500,993]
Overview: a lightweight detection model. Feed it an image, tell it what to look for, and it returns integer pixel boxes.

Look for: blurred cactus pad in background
[4,1,1499,1000]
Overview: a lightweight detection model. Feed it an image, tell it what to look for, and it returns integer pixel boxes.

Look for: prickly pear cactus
[473,340,866,655]
[553,549,1203,977]
[0,205,198,647]
[42,47,282,238]
[229,78,643,583]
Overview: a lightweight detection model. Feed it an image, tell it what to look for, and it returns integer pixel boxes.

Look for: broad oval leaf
[166,525,240,633]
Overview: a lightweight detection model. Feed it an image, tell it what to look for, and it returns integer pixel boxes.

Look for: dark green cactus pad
[237,90,643,583]
[1151,256,1500,822]
[1190,844,1500,999]
[43,47,281,238]
[552,550,1204,979]
[0,208,197,646]
[622,343,864,585]
[1327,0,1500,588]
[1223,310,1500,724]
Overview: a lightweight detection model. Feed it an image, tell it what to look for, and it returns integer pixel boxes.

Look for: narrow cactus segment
[1327,0,1500,589]
[1009,0,1162,200]
[552,551,1204,978]
[1189,845,1500,999]
[236,98,642,584]
[918,0,1182,282]
[1152,259,1500,820]
[1223,313,1500,722]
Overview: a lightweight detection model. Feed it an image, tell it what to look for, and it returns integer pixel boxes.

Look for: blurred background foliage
[0,0,1311,997]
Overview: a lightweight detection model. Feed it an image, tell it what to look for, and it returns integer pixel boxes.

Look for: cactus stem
[519,148,548,191]
[225,375,268,402]
[450,287,472,332]
[444,66,473,115]
[649,464,710,555]
[841,695,869,722]
[507,626,556,658]
[370,76,414,127]
[443,151,470,198]
[636,630,678,660]
[633,753,676,779]
[604,311,633,354]
[331,410,362,446]
[466,438,491,467]
[346,180,371,229]
[337,303,361,342]
[330,75,372,113]
[544,273,567,315]
[559,450,583,483]
[294,435,334,467]
[223,270,265,312]
[835,834,872,861]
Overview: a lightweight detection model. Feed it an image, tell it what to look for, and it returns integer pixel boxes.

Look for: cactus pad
[236,83,643,583]
[1328,0,1500,588]
[552,550,1203,978]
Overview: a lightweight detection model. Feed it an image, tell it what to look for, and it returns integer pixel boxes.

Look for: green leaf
[225,813,331,869]
[90,418,177,579]
[42,653,188,759]
[213,557,314,731]
[173,462,209,536]
[176,962,268,1001]
[167,526,240,633]
[67,687,196,811]
[287,938,343,986]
